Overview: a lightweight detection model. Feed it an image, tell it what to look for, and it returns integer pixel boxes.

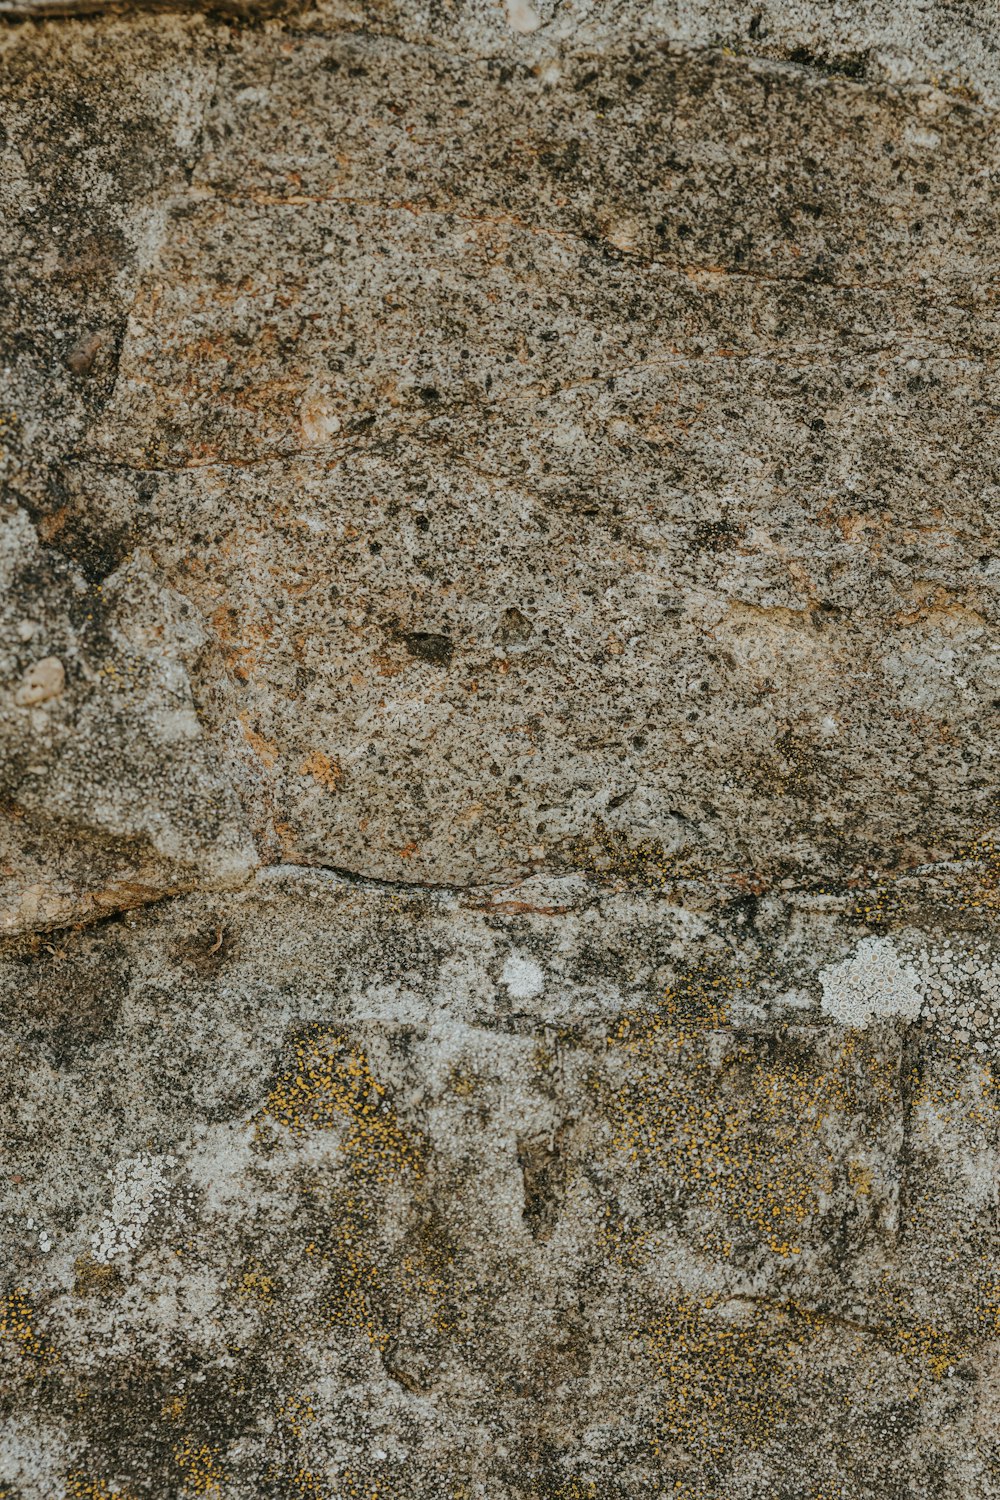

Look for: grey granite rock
[1,1,998,1495]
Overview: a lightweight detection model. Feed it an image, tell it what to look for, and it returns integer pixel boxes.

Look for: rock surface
[1,1,998,1495]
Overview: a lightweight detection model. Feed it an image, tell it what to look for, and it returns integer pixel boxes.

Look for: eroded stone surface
[0,506,257,933]
[1,870,999,1496]
[9,25,998,886]
[2,1,999,1494]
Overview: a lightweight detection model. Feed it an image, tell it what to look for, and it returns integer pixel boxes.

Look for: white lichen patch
[819,937,922,1027]
[501,952,545,1000]
[91,1152,176,1263]
[505,0,541,32]
[917,941,1000,1050]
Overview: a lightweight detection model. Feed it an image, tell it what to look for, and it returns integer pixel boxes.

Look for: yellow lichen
[568,821,704,888]
[316,1191,391,1351]
[596,1205,649,1269]
[641,1296,792,1460]
[64,1477,137,1500]
[236,1263,276,1307]
[72,1256,121,1298]
[286,1470,329,1499]
[279,1394,317,1439]
[603,971,894,1257]
[527,1483,598,1499]
[175,1439,226,1497]
[0,1286,58,1373]
[256,1028,422,1181]
[447,1065,478,1098]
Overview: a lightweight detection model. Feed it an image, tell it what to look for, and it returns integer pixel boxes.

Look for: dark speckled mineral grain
[1,2,999,1496]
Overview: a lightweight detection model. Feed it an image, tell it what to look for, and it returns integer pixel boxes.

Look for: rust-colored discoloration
[299,750,344,793]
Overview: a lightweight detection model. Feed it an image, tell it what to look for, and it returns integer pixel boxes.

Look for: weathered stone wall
[1,2,998,1495]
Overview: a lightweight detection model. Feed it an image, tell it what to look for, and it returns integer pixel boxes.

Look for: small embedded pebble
[64,330,107,376]
[14,656,65,707]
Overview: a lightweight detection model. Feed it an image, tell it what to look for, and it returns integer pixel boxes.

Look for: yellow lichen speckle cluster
[256,1027,422,1181]
[279,1393,317,1439]
[307,1189,391,1351]
[596,1204,649,1269]
[236,1262,276,1307]
[64,1476,137,1500]
[641,1296,791,1459]
[604,972,893,1256]
[528,1481,598,1498]
[0,1286,57,1374]
[569,821,703,888]
[174,1439,226,1497]
[853,832,1000,924]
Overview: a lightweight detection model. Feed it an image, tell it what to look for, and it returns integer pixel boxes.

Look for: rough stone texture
[1,1,999,1496]
[0,506,257,933]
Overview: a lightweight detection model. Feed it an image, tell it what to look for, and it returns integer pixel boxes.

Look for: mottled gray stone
[1,1,999,1495]
[2,870,1000,1496]
[0,503,258,932]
